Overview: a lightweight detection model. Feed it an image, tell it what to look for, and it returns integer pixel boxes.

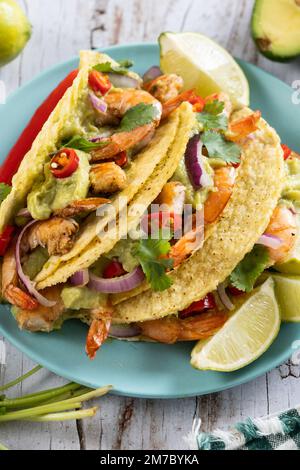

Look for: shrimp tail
[86,315,112,360]
[4,285,39,310]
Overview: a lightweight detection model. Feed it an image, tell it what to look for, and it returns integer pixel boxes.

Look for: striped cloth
[185,406,300,450]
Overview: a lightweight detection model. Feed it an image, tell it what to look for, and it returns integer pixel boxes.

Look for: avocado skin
[251,0,300,62]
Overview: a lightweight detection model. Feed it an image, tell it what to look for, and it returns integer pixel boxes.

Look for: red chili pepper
[179,293,216,319]
[50,148,79,179]
[227,285,244,296]
[88,70,112,96]
[0,226,15,256]
[0,70,79,185]
[114,151,128,167]
[103,260,127,279]
[281,144,292,160]
[188,92,205,113]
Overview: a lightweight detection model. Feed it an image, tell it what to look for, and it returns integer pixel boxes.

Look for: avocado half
[252,0,300,62]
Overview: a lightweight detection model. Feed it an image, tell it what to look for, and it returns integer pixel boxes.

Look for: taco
[1,47,297,363]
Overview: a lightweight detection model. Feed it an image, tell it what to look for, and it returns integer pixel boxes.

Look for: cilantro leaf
[197,112,228,131]
[62,135,108,153]
[118,103,159,133]
[202,131,241,163]
[203,99,225,115]
[132,237,174,292]
[230,245,270,293]
[118,59,134,69]
[0,183,11,205]
[93,60,133,75]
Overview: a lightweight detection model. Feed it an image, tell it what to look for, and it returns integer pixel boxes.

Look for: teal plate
[0,43,299,398]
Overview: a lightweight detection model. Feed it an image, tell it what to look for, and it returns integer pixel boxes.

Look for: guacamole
[106,239,140,272]
[282,155,300,208]
[61,286,108,311]
[27,150,90,220]
[22,247,49,280]
[172,156,214,209]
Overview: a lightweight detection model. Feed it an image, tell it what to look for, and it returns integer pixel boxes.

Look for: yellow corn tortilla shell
[36,102,195,289]
[0,49,131,234]
[112,110,284,324]
[0,66,89,234]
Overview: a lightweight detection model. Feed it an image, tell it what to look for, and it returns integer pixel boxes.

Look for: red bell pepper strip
[281,144,292,160]
[50,148,79,179]
[227,285,244,296]
[179,293,216,319]
[0,226,15,256]
[0,69,79,185]
[103,260,127,279]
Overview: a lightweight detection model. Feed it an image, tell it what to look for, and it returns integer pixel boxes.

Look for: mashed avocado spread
[282,155,300,208]
[172,156,214,209]
[61,286,108,310]
[27,150,90,220]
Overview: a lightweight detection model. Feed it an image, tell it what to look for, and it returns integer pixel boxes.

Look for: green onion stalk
[0,365,112,450]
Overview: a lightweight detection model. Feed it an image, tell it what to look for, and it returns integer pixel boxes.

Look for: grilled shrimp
[15,286,65,332]
[138,310,228,343]
[21,217,79,256]
[161,89,196,119]
[203,166,236,224]
[90,162,127,193]
[143,74,184,103]
[227,110,261,142]
[156,181,186,215]
[169,213,204,268]
[91,89,162,161]
[54,198,111,218]
[2,240,39,310]
[264,205,297,262]
[86,309,113,359]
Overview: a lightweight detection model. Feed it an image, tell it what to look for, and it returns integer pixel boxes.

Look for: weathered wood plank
[0,0,299,450]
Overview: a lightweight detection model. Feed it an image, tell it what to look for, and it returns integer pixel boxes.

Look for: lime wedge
[191,278,280,371]
[273,274,300,322]
[159,32,249,109]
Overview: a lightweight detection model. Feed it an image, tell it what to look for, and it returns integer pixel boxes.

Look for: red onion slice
[16,208,31,218]
[185,134,211,189]
[108,73,140,89]
[257,234,283,249]
[88,266,145,293]
[109,324,141,338]
[70,269,89,287]
[143,66,162,83]
[15,220,56,308]
[89,91,107,113]
[217,282,234,311]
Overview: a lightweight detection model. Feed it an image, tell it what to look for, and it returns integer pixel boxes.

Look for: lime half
[159,31,249,109]
[273,274,300,322]
[0,0,31,67]
[191,278,280,372]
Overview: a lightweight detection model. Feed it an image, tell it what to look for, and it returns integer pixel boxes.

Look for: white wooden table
[0,0,299,450]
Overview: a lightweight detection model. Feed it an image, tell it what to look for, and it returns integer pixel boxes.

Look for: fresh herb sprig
[230,245,270,292]
[93,59,134,76]
[0,365,111,450]
[62,135,108,152]
[133,235,174,292]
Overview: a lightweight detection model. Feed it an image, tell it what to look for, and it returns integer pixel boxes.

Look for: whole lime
[0,0,31,67]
